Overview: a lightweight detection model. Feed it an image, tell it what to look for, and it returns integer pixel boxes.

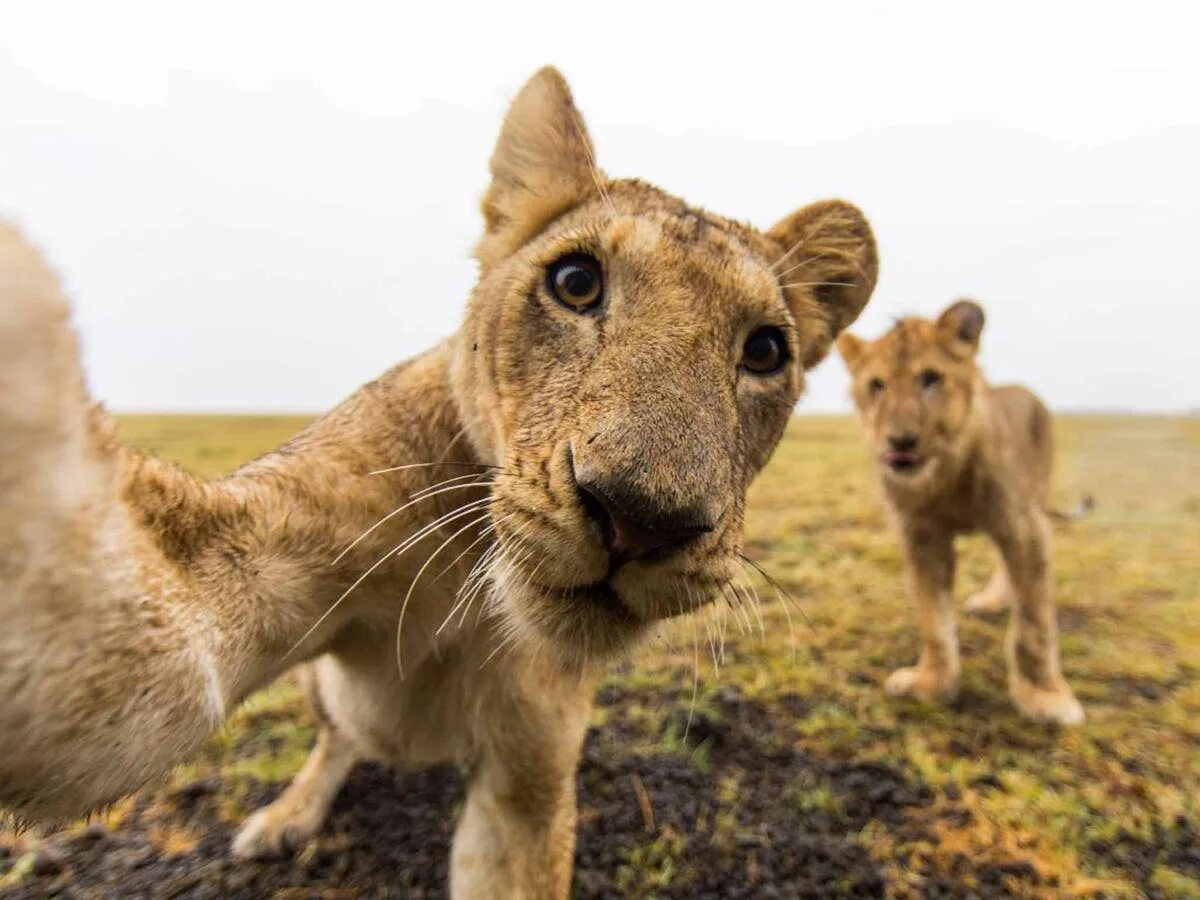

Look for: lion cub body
[838,302,1084,725]
[0,67,878,897]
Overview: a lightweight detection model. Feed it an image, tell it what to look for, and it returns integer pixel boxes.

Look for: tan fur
[0,68,878,896]
[837,300,1084,726]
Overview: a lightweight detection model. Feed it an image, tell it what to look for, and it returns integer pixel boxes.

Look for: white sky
[2,1,1196,413]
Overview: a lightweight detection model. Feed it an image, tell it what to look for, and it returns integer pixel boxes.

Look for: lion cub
[837,300,1084,725]
[0,67,879,896]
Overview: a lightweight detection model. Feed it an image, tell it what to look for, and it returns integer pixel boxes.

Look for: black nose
[888,433,919,452]
[574,478,714,561]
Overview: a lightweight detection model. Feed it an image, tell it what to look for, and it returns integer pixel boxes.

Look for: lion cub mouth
[558,579,638,622]
[881,450,926,474]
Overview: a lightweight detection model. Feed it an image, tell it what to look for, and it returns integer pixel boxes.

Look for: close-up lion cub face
[451,69,878,663]
[837,300,985,490]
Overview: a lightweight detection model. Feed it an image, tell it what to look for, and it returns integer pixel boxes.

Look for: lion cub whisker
[738,552,814,630]
[367,461,500,477]
[286,498,492,661]
[777,280,858,291]
[409,470,497,501]
[774,253,828,281]
[432,513,509,584]
[330,480,493,567]
[396,511,494,675]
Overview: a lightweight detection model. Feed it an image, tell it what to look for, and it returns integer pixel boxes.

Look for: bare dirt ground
[2,414,1197,898]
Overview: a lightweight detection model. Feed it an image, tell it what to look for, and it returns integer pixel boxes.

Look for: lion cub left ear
[835,333,867,372]
[767,199,879,368]
[475,67,605,269]
[936,299,986,358]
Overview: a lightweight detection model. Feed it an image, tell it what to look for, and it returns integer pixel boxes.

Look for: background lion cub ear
[836,333,867,372]
[767,200,879,368]
[936,299,986,358]
[475,67,605,269]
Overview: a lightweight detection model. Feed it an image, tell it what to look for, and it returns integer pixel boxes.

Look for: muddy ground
[2,681,1132,900]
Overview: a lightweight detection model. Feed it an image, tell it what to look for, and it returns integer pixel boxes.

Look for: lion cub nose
[574,477,714,561]
[887,433,919,452]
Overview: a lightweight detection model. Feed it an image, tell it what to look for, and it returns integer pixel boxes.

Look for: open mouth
[881,451,925,474]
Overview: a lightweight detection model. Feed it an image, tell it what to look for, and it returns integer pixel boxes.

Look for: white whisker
[778,280,856,291]
[774,253,827,281]
[685,610,700,745]
[771,235,809,272]
[569,105,616,221]
[331,481,491,567]
[368,461,498,477]
[395,512,492,675]
[285,499,490,661]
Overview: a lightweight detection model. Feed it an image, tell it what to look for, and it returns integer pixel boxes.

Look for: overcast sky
[2,1,1196,413]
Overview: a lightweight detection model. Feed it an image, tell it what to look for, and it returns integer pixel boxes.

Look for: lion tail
[1046,494,1095,524]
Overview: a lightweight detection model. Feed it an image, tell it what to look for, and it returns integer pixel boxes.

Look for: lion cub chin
[838,300,1084,726]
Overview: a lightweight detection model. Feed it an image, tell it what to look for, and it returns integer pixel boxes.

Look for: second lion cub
[837,300,1084,725]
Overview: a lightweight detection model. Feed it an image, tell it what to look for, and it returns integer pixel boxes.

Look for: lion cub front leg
[449,681,592,900]
[232,673,359,859]
[886,526,960,703]
[993,513,1084,726]
[450,753,579,900]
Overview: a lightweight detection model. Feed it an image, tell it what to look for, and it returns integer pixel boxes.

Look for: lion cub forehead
[869,319,956,371]
[595,191,777,299]
[600,212,777,302]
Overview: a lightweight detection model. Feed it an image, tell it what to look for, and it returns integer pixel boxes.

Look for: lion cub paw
[1011,681,1085,726]
[884,666,958,703]
[231,802,324,860]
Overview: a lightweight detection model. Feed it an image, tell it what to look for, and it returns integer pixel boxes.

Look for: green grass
[5,413,1198,897]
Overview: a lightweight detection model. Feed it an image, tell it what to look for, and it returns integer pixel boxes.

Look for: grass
[2,413,1197,898]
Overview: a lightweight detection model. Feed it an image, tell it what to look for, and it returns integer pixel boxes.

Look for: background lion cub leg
[992,512,1085,726]
[232,670,359,859]
[964,562,1016,614]
[887,527,961,702]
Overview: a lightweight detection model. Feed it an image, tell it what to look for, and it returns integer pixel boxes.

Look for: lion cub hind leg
[887,528,961,703]
[232,723,358,859]
[995,515,1084,726]
[964,566,1015,614]
[232,671,359,859]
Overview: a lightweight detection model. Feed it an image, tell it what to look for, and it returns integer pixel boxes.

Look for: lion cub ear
[474,67,604,269]
[835,333,867,371]
[767,200,879,368]
[936,299,986,357]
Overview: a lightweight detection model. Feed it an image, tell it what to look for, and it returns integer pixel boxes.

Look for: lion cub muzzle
[570,449,717,563]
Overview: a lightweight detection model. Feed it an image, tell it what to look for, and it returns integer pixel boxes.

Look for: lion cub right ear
[767,200,879,369]
[474,67,605,270]
[936,299,986,358]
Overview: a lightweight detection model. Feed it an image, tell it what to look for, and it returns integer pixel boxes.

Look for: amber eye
[868,377,886,396]
[742,326,788,375]
[546,253,603,311]
[919,369,943,389]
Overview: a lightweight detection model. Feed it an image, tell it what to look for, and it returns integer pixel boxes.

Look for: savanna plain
[2,413,1197,899]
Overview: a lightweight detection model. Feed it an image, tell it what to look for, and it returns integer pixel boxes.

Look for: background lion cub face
[837,300,985,489]
[452,68,878,665]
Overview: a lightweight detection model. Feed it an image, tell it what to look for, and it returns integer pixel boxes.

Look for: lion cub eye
[868,377,886,396]
[742,326,788,375]
[546,253,603,312]
[919,369,943,389]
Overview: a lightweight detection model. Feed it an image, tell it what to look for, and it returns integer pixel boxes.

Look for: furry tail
[1046,494,1095,524]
